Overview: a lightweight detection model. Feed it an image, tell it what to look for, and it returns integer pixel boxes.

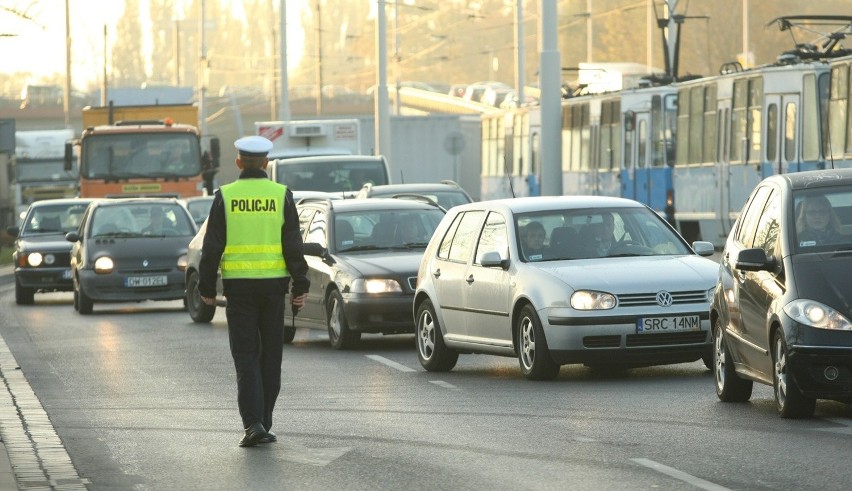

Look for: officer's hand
[291,293,307,308]
[201,295,215,306]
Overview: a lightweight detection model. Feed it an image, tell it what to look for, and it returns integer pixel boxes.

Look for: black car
[296,197,445,349]
[7,198,96,305]
[711,168,852,418]
[66,198,197,314]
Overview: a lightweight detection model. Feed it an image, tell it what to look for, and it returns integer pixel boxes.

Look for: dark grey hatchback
[712,168,852,418]
[66,198,197,314]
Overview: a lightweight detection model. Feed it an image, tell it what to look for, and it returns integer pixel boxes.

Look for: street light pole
[64,0,71,127]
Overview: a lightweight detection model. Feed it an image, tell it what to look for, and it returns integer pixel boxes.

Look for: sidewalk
[0,265,19,489]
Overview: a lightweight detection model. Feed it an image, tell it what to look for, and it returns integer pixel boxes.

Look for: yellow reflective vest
[219,179,289,279]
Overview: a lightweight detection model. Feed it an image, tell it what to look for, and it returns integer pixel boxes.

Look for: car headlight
[351,278,402,293]
[706,287,715,303]
[94,256,114,274]
[27,252,44,267]
[783,299,852,331]
[177,254,188,272]
[571,290,616,310]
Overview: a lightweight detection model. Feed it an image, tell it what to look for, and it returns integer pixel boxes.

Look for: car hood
[792,253,852,311]
[335,250,423,276]
[17,234,73,253]
[539,255,718,292]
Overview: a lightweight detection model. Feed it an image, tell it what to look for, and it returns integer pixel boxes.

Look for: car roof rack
[390,193,445,211]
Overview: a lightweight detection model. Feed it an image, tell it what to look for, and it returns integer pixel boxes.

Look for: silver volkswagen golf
[414,196,719,380]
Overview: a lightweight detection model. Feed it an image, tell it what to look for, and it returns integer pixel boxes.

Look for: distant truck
[66,103,219,198]
[14,129,78,220]
[256,119,362,159]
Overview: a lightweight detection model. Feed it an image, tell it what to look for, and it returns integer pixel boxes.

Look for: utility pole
[63,0,71,128]
[174,19,181,86]
[199,0,208,136]
[376,0,391,161]
[539,0,562,196]
[101,25,107,106]
[315,0,323,116]
[278,0,290,121]
[515,0,525,107]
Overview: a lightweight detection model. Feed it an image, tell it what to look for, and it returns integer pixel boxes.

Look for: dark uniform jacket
[198,168,310,299]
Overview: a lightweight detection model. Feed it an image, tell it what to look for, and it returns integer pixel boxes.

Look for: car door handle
[433,269,441,278]
[466,274,474,284]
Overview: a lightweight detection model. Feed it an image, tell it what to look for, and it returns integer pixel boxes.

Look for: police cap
[234,136,273,157]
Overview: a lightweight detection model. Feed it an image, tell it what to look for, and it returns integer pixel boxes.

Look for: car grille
[626,331,708,347]
[617,290,707,307]
[407,277,417,290]
[583,331,708,348]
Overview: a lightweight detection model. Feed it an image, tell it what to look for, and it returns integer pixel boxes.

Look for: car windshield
[274,160,389,193]
[515,207,691,261]
[333,208,445,252]
[793,187,852,253]
[91,203,195,237]
[186,198,214,225]
[22,203,90,235]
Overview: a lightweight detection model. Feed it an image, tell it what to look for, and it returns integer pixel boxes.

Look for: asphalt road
[2,282,852,490]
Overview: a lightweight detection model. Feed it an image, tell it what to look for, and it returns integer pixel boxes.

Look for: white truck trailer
[13,129,78,219]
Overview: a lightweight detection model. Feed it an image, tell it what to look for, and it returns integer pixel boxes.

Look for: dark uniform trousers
[224,277,289,430]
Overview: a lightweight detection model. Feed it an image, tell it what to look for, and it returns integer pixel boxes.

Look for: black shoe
[239,422,268,448]
[260,431,277,444]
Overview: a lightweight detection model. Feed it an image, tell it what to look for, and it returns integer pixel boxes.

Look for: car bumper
[788,346,852,401]
[544,310,711,367]
[342,293,415,334]
[15,267,74,291]
[79,269,186,302]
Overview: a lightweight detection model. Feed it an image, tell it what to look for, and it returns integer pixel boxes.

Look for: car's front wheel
[773,332,816,418]
[713,318,752,402]
[415,299,458,372]
[186,270,215,323]
[76,281,93,315]
[517,304,560,381]
[15,279,34,305]
[327,289,359,350]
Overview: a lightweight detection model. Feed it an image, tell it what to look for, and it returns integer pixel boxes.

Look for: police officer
[198,135,309,448]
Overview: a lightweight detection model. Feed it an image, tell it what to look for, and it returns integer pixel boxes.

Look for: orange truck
[65,103,220,198]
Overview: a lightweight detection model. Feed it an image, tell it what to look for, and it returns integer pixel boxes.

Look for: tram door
[764,94,800,176]
[623,111,651,207]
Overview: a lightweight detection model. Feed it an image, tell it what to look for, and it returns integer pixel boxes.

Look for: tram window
[766,103,778,163]
[675,88,690,166]
[749,78,764,162]
[784,103,797,163]
[689,87,704,163]
[829,65,848,158]
[637,120,647,168]
[732,79,748,162]
[703,86,717,163]
[802,73,821,162]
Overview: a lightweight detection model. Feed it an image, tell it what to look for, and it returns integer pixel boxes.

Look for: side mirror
[65,231,80,243]
[64,142,73,171]
[734,248,773,272]
[6,226,19,238]
[691,241,715,257]
[480,250,509,269]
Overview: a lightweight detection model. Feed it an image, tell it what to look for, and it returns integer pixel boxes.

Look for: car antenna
[503,161,516,198]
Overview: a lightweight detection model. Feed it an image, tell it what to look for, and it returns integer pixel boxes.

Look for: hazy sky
[1,0,306,89]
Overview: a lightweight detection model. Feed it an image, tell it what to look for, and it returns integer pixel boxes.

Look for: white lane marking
[277,441,353,466]
[631,458,731,491]
[429,380,459,390]
[817,418,852,435]
[365,354,415,372]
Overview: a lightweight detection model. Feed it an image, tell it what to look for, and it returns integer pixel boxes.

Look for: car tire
[15,280,35,305]
[415,299,458,372]
[713,318,752,402]
[773,332,816,418]
[77,283,93,315]
[187,270,215,323]
[327,289,359,350]
[517,304,560,381]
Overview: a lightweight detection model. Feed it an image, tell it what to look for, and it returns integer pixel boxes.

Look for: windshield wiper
[95,231,145,238]
[400,241,429,248]
[339,244,387,252]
